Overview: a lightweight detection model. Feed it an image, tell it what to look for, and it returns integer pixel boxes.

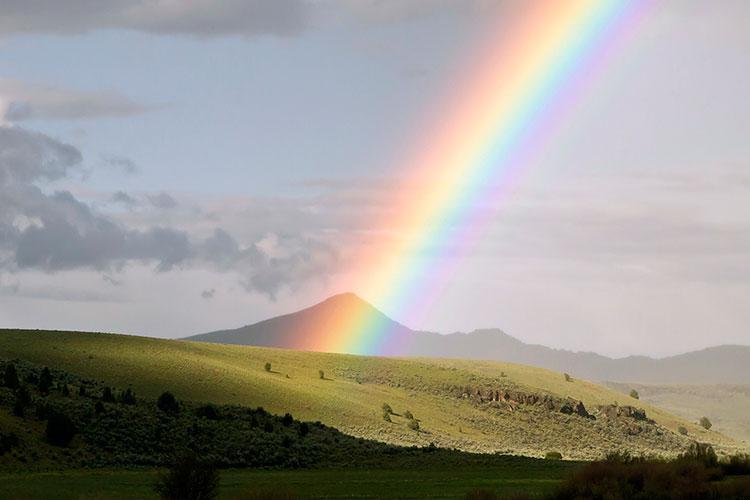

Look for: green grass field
[0,460,577,499]
[0,329,740,460]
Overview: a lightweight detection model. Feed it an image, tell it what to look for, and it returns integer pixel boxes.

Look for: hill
[188,293,750,385]
[606,382,750,444]
[0,329,742,460]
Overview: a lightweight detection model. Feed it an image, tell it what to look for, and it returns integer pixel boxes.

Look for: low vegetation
[0,329,742,460]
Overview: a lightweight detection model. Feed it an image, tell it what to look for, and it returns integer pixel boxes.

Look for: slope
[0,329,742,460]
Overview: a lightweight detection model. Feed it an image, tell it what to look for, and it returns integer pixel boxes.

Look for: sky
[0,0,749,358]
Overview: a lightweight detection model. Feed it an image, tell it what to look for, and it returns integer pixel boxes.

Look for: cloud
[0,125,339,298]
[148,192,178,209]
[0,79,147,123]
[200,288,215,299]
[101,155,138,175]
[110,191,138,208]
[0,1,311,38]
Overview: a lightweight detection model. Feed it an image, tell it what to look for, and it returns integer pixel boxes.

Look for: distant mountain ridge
[187,293,750,385]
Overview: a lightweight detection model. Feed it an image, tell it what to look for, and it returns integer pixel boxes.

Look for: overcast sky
[1,1,748,357]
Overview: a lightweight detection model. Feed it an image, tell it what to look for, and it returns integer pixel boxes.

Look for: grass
[0,329,742,459]
[607,382,750,444]
[0,459,577,499]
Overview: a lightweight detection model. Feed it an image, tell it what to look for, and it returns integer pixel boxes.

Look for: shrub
[403,410,414,420]
[722,454,750,476]
[38,367,53,394]
[101,386,116,403]
[154,453,219,500]
[263,421,274,433]
[157,392,180,415]
[2,363,19,389]
[196,404,220,420]
[407,419,420,431]
[78,385,87,397]
[121,388,137,405]
[678,426,688,436]
[264,362,272,372]
[0,432,19,456]
[381,403,392,414]
[298,422,310,438]
[699,416,712,430]
[550,459,715,500]
[680,442,718,468]
[545,451,563,460]
[45,412,76,447]
[61,384,71,397]
[563,373,572,382]
[282,413,294,427]
[629,389,639,399]
[382,411,391,423]
[13,385,31,417]
[318,370,325,380]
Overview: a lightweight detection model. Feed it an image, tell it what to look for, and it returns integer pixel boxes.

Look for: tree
[407,419,420,431]
[61,384,71,397]
[101,386,116,403]
[13,386,31,417]
[545,451,563,460]
[2,364,19,389]
[196,404,219,420]
[318,370,325,380]
[382,411,391,423]
[282,413,294,427]
[678,426,688,436]
[38,367,53,394]
[154,453,219,500]
[298,422,310,438]
[45,412,76,447]
[78,385,87,397]
[564,373,572,382]
[699,416,712,430]
[121,388,137,405]
[157,392,180,415]
[403,410,414,420]
[264,362,272,372]
[629,389,639,399]
[381,403,392,414]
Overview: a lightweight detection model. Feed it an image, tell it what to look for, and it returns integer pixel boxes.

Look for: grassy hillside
[607,382,750,444]
[0,329,742,460]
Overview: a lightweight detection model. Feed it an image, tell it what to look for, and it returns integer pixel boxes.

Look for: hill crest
[187,293,750,385]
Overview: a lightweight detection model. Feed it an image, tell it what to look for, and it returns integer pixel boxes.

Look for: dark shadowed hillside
[188,293,750,385]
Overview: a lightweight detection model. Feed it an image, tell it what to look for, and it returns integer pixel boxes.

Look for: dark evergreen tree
[2,364,19,389]
[45,412,76,447]
[101,386,116,403]
[157,391,180,415]
[38,367,53,394]
[121,388,137,405]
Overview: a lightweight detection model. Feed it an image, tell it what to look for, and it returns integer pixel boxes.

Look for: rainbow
[295,0,651,355]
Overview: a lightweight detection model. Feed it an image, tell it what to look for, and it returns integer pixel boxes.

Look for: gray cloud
[148,192,178,209]
[101,155,138,175]
[1,79,147,122]
[0,1,310,38]
[110,191,138,208]
[0,125,339,298]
